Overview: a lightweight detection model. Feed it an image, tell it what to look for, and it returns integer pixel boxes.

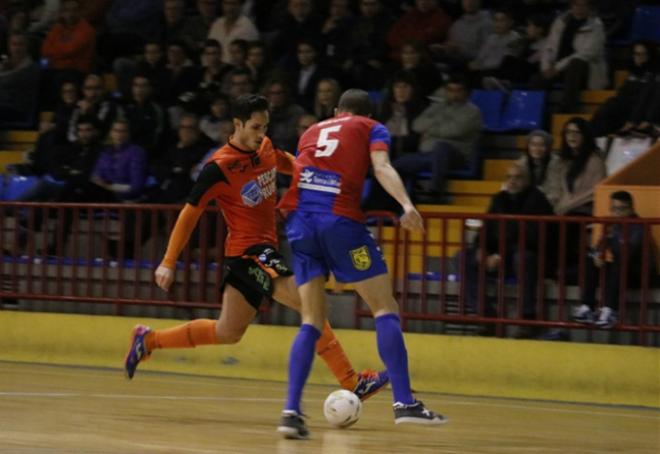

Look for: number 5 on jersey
[315,125,342,157]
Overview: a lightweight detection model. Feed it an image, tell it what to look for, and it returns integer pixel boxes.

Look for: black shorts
[221,244,294,310]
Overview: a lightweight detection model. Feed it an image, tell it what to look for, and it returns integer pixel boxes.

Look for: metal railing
[1,202,658,344]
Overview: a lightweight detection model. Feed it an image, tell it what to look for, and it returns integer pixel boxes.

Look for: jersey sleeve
[186,162,229,207]
[368,123,391,153]
[275,149,296,175]
[161,163,228,269]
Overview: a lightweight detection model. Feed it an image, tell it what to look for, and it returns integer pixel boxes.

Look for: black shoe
[393,400,447,425]
[277,410,309,439]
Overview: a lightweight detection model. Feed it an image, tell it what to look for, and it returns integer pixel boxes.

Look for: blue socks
[375,313,414,404]
[285,324,321,413]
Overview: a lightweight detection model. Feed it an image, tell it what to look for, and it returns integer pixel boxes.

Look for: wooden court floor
[0,362,657,454]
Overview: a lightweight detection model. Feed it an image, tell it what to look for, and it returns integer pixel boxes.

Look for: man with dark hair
[123,74,165,158]
[277,89,445,439]
[395,74,482,201]
[465,163,554,337]
[124,94,390,408]
[574,191,654,328]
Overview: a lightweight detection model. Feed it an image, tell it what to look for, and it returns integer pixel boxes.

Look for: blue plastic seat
[1,175,40,201]
[631,6,660,43]
[368,90,384,106]
[500,90,545,131]
[469,90,505,132]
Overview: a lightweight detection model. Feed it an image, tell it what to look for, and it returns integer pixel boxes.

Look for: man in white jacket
[532,0,607,113]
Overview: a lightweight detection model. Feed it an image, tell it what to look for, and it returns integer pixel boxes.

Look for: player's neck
[228,136,255,153]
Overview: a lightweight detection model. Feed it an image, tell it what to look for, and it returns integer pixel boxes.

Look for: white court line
[1,391,657,421]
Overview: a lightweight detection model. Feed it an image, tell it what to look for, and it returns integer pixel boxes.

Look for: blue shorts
[285,211,388,286]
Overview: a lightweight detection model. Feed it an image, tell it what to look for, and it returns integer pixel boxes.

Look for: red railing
[356,211,660,345]
[1,202,658,344]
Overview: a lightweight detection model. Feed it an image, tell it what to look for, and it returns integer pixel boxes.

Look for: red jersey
[278,113,391,222]
[161,137,294,268]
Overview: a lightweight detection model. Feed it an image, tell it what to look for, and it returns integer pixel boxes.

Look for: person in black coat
[465,162,554,328]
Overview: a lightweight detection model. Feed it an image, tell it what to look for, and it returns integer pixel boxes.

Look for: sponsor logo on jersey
[240,169,277,206]
[297,167,341,194]
[349,245,371,271]
[240,180,263,206]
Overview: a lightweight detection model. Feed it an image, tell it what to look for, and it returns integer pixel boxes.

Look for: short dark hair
[232,94,269,122]
[337,89,372,116]
[611,191,634,206]
[76,115,100,130]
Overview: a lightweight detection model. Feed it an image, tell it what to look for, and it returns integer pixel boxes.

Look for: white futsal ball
[323,389,362,428]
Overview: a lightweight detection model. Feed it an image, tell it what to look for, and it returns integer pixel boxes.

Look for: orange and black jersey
[160,137,294,269]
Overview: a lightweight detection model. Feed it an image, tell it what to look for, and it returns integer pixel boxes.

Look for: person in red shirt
[124,94,388,401]
[41,0,95,74]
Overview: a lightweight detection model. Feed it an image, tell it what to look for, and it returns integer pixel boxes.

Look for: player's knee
[215,325,246,344]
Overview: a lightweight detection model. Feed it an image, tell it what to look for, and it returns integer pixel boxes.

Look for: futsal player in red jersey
[278,89,446,439]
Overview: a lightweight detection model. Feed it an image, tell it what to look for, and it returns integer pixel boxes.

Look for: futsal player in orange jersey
[124,94,389,400]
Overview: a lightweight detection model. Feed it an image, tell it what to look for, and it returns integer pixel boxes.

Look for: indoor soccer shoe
[393,400,448,425]
[353,369,390,401]
[277,410,309,440]
[124,324,152,379]
[572,304,594,323]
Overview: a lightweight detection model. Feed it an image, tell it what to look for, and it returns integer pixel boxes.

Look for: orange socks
[145,319,219,351]
[316,321,358,390]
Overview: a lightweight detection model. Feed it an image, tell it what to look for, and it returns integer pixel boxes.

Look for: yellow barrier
[0,312,657,408]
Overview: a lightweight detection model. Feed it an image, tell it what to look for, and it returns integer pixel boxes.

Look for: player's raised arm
[370,151,425,233]
[155,162,228,291]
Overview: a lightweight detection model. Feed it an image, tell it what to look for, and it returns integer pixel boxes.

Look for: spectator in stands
[162,40,199,108]
[291,40,331,111]
[465,162,554,336]
[532,0,608,113]
[346,0,395,90]
[157,0,195,49]
[42,80,79,144]
[183,0,219,53]
[99,0,162,66]
[430,0,493,68]
[25,0,60,39]
[484,13,550,89]
[67,73,123,142]
[555,117,606,216]
[227,67,254,98]
[517,130,565,210]
[296,112,317,140]
[378,71,427,160]
[574,191,655,328]
[590,41,660,137]
[313,77,341,121]
[391,41,443,97]
[395,74,482,200]
[19,115,102,202]
[263,78,305,151]
[320,0,355,69]
[200,93,231,143]
[40,0,95,76]
[387,0,451,61]
[467,7,520,88]
[134,42,168,101]
[196,39,233,101]
[245,41,272,90]
[41,0,96,108]
[0,32,39,125]
[227,38,248,68]
[270,0,323,66]
[208,0,259,65]
[150,113,213,204]
[123,74,166,160]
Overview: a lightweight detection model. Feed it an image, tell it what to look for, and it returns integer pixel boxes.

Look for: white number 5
[314,125,342,157]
